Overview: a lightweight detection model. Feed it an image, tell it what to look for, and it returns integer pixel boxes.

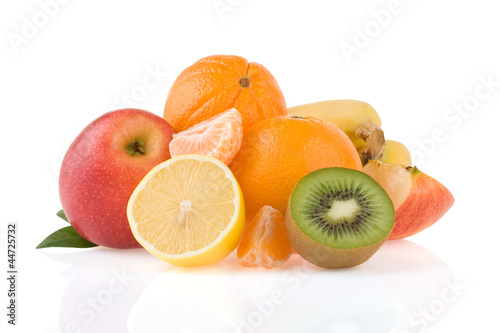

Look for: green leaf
[57,209,70,223]
[36,226,98,249]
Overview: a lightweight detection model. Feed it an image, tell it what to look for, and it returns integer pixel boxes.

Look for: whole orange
[163,55,287,133]
[229,115,363,220]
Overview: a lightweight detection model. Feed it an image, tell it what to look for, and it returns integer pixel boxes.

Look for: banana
[379,140,412,166]
[288,100,384,164]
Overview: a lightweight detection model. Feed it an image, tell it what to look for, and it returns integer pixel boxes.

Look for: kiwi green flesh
[290,167,394,249]
[286,203,389,269]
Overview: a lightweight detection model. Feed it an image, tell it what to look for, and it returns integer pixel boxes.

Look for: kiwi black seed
[285,167,395,269]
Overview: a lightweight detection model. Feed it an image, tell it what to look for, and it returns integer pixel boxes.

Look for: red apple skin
[390,168,454,240]
[59,109,175,249]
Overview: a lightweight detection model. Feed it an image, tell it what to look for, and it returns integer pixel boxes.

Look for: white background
[1,0,499,332]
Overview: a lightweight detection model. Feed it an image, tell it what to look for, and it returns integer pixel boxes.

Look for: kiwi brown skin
[285,198,389,269]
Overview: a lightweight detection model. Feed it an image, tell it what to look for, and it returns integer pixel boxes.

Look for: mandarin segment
[237,206,292,269]
[169,109,243,165]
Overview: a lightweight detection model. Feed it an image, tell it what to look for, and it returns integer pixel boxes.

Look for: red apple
[363,160,454,239]
[59,109,175,248]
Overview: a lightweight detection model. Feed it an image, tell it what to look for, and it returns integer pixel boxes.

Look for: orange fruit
[169,108,243,165]
[237,205,292,268]
[163,55,287,133]
[229,115,363,220]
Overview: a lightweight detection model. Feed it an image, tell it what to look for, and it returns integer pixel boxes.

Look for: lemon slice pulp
[127,154,245,266]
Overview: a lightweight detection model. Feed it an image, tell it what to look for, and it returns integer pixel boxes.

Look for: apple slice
[364,160,454,240]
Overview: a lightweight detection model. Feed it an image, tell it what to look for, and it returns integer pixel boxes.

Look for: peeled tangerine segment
[169,108,243,165]
[127,155,245,267]
[237,205,293,268]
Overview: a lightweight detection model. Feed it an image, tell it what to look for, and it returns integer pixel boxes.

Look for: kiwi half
[286,167,395,269]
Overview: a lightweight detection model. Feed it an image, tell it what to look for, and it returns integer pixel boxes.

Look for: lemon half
[127,154,245,267]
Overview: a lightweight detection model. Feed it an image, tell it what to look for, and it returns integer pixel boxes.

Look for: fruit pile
[38,55,454,269]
